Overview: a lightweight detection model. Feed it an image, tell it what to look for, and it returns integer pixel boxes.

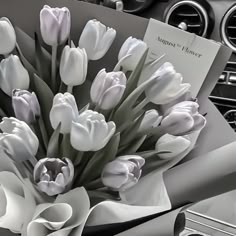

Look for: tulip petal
[79,20,98,60]
[58,8,71,43]
[50,104,75,133]
[161,112,195,135]
[96,27,116,59]
[70,121,91,151]
[102,160,130,189]
[100,121,116,150]
[99,85,125,110]
[40,7,60,45]
[0,17,16,54]
[90,69,107,104]
[192,114,207,132]
[0,55,29,96]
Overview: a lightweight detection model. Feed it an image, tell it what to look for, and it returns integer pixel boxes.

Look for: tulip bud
[155,134,191,160]
[118,37,147,72]
[144,62,191,105]
[0,117,39,162]
[60,45,88,86]
[101,155,145,191]
[160,101,206,135]
[138,109,162,133]
[34,158,74,196]
[164,101,199,116]
[90,69,126,110]
[79,19,116,60]
[70,110,116,151]
[50,93,79,134]
[12,89,41,124]
[40,5,71,46]
[0,17,16,55]
[0,55,30,96]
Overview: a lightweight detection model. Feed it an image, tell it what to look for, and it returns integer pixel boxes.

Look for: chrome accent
[178,21,188,31]
[165,0,209,37]
[184,210,236,235]
[221,5,236,52]
[116,0,124,11]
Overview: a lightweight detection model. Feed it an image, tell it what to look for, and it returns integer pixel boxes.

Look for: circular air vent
[164,0,210,37]
[221,5,236,52]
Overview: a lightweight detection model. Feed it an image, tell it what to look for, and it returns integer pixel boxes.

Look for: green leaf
[35,33,51,85]
[118,135,147,155]
[32,74,54,137]
[0,90,14,116]
[71,40,76,48]
[113,76,156,127]
[79,103,90,113]
[0,107,7,117]
[73,80,92,109]
[119,112,145,146]
[79,133,120,184]
[136,150,171,159]
[142,159,168,177]
[15,43,37,76]
[84,178,104,190]
[47,123,61,158]
[113,54,132,72]
[60,134,76,160]
[122,49,148,100]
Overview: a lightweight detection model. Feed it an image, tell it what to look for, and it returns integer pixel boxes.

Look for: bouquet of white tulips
[0,2,224,236]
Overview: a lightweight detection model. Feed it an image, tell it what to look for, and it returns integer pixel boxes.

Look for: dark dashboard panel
[135,0,236,131]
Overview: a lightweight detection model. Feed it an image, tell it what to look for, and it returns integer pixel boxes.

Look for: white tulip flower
[102,155,145,191]
[12,89,41,124]
[79,19,116,60]
[60,45,88,86]
[118,36,147,72]
[70,110,116,151]
[155,134,191,160]
[0,55,30,96]
[160,101,206,135]
[90,69,127,110]
[50,93,79,134]
[40,5,71,46]
[138,109,162,133]
[0,117,39,162]
[34,158,74,196]
[144,62,191,105]
[0,17,16,55]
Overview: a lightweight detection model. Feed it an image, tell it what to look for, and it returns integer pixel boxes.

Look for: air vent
[221,5,236,52]
[164,0,209,37]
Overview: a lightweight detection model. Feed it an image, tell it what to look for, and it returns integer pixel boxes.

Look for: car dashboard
[124,0,236,132]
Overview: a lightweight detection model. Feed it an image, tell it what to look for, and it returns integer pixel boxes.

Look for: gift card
[144,19,221,98]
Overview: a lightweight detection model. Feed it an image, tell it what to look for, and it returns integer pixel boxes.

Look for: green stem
[67,85,73,93]
[74,151,84,167]
[132,98,149,117]
[29,154,38,166]
[84,178,104,190]
[38,117,48,149]
[94,104,101,113]
[31,124,46,157]
[51,45,58,92]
